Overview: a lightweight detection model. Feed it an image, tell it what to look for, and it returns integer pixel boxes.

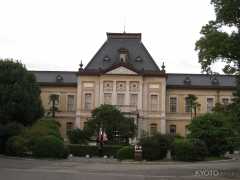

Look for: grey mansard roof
[32,71,77,86]
[84,33,160,72]
[32,71,236,89]
[167,73,236,89]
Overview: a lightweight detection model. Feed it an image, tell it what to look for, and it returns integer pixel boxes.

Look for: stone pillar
[126,81,130,105]
[99,79,103,105]
[75,76,82,129]
[160,112,166,134]
[112,81,117,105]
[75,111,81,129]
[160,79,167,134]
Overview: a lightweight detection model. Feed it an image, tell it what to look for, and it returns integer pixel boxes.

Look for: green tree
[196,0,240,76]
[84,104,136,144]
[195,0,240,134]
[0,59,43,126]
[187,113,235,156]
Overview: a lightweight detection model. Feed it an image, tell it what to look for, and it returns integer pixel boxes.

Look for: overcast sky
[0,0,221,73]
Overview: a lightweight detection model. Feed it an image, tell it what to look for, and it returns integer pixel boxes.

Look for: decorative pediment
[106,66,138,75]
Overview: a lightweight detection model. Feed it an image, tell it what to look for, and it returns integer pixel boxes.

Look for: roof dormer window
[135,56,142,62]
[103,56,110,61]
[118,48,128,63]
[184,77,191,85]
[56,75,63,83]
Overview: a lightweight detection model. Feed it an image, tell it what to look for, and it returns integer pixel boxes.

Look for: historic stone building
[33,32,236,139]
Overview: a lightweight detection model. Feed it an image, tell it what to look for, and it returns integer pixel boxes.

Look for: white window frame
[220,96,231,105]
[66,94,76,112]
[169,96,178,113]
[83,92,93,111]
[104,93,112,105]
[130,93,138,107]
[117,93,125,106]
[206,96,215,112]
[149,93,159,112]
[184,96,191,113]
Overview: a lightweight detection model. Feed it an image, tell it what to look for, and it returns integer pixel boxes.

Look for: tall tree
[195,0,240,133]
[196,0,240,76]
[0,59,44,126]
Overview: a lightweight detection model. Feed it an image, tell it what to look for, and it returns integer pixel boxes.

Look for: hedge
[68,144,124,157]
[172,138,208,161]
[32,135,67,159]
[140,134,174,161]
[116,146,134,160]
[5,136,28,157]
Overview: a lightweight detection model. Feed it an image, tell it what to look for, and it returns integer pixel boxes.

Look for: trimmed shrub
[68,129,88,144]
[103,145,124,157]
[140,134,174,161]
[68,144,98,157]
[117,146,134,160]
[188,113,234,156]
[28,118,61,139]
[68,144,124,157]
[172,138,208,161]
[5,136,28,156]
[32,135,66,159]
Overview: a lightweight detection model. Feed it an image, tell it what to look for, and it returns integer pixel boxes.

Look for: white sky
[0,0,221,73]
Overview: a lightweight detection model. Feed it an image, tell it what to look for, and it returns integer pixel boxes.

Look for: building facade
[33,32,236,139]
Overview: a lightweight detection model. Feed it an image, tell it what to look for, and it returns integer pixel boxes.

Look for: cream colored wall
[40,86,77,138]
[166,88,234,136]
[76,74,167,135]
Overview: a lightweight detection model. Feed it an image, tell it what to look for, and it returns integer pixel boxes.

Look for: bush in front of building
[67,128,88,144]
[32,135,67,158]
[116,146,134,160]
[5,136,28,157]
[0,122,25,154]
[68,144,124,157]
[140,134,174,161]
[172,138,208,161]
[27,118,62,139]
[187,112,235,156]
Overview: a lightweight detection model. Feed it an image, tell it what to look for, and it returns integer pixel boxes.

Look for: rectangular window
[150,94,158,111]
[84,93,92,110]
[104,93,112,104]
[130,94,138,107]
[150,123,157,136]
[207,97,214,112]
[170,125,176,135]
[222,98,229,105]
[169,97,177,113]
[66,122,73,133]
[117,94,125,105]
[67,95,75,112]
[185,97,191,113]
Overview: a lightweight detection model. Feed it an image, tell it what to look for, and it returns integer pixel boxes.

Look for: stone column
[160,79,167,134]
[112,81,117,105]
[75,76,81,129]
[99,79,103,105]
[160,112,166,134]
[126,81,130,105]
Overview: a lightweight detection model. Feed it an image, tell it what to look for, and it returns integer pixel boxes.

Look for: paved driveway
[0,156,240,180]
